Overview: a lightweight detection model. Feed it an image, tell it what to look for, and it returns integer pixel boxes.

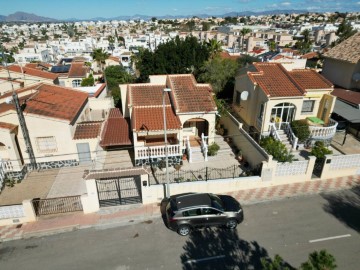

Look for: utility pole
[1,48,37,170]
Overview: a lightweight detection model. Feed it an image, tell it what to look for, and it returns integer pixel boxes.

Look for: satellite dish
[5,97,13,104]
[240,91,249,101]
[352,73,360,82]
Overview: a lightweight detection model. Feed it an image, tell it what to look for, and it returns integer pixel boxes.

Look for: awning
[333,100,360,123]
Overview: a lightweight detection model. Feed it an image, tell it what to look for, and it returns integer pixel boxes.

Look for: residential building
[232,62,337,148]
[120,74,217,166]
[322,32,360,90]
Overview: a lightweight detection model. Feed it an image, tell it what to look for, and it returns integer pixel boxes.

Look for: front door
[76,143,91,164]
[271,103,296,129]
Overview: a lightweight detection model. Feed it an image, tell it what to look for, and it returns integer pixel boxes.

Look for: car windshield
[209,194,224,210]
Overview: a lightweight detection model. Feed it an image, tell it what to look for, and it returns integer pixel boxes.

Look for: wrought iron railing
[32,196,83,216]
[149,164,245,185]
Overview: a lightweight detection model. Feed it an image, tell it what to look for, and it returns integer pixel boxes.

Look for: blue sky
[2,0,360,19]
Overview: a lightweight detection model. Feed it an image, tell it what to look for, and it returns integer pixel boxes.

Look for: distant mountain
[1,12,58,22]
[0,9,319,23]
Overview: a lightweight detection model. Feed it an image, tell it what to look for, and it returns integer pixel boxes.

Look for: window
[36,136,57,153]
[302,100,315,113]
[182,208,202,217]
[235,91,241,105]
[202,208,222,215]
[258,103,264,119]
[72,79,82,88]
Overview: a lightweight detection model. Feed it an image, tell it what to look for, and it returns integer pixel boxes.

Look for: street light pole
[163,88,171,198]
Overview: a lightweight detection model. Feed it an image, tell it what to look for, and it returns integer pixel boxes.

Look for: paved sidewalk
[1,175,359,242]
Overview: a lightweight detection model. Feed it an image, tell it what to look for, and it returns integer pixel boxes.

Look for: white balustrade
[269,123,281,141]
[186,136,192,163]
[309,120,338,140]
[283,122,298,150]
[136,144,181,159]
[201,133,208,162]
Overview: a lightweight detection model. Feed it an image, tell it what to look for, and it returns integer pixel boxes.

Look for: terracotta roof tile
[167,74,217,113]
[7,65,58,80]
[0,83,88,124]
[100,108,132,146]
[249,63,305,97]
[133,107,181,132]
[289,69,333,90]
[73,121,102,140]
[0,122,17,131]
[332,88,360,106]
[323,32,360,64]
[129,84,169,107]
[68,62,88,78]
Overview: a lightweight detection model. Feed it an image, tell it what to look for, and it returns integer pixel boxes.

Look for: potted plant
[182,153,187,160]
[208,142,220,156]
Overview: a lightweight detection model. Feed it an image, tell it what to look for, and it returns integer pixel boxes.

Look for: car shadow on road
[180,228,295,270]
[321,185,360,232]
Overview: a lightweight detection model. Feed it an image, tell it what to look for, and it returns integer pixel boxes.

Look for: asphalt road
[1,187,359,270]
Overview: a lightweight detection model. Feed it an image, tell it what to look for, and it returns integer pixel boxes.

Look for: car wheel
[177,225,191,236]
[226,219,238,229]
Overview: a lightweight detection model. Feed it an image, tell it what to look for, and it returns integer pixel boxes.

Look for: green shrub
[260,136,294,162]
[310,141,333,160]
[207,142,220,156]
[291,120,310,143]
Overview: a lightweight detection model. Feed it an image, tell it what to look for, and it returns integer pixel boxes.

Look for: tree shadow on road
[180,227,295,270]
[322,185,360,232]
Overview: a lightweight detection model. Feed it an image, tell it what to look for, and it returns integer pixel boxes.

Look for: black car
[165,193,244,236]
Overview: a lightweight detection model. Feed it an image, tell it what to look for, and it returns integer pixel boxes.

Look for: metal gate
[312,158,325,178]
[32,196,83,216]
[96,176,142,207]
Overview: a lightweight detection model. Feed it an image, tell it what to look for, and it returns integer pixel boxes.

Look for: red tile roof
[289,69,333,90]
[0,122,17,131]
[167,74,217,113]
[0,83,88,124]
[100,108,132,147]
[128,84,170,107]
[73,121,102,140]
[132,107,181,132]
[332,88,360,106]
[219,51,240,60]
[6,65,58,80]
[249,63,305,97]
[68,62,88,78]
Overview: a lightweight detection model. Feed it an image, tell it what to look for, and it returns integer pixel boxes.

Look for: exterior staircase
[277,129,293,152]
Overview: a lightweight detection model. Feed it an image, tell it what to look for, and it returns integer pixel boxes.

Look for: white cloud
[281,2,291,6]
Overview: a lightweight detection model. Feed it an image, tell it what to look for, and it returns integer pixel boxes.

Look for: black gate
[96,176,142,207]
[312,158,325,178]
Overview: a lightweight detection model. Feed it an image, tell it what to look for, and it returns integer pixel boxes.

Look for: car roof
[173,193,212,210]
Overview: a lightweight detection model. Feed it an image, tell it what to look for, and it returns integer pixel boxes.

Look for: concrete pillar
[305,156,316,180]
[22,199,37,222]
[82,179,100,213]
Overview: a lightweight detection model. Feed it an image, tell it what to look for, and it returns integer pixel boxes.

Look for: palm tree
[206,39,222,59]
[239,28,251,52]
[91,48,109,72]
[301,250,337,270]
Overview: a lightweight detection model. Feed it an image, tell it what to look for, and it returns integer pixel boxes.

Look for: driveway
[0,169,59,205]
[331,132,360,155]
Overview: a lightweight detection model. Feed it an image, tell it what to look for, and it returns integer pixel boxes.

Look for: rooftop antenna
[1,48,37,170]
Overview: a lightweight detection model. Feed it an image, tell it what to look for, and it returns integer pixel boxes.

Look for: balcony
[309,118,338,140]
[135,144,181,159]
